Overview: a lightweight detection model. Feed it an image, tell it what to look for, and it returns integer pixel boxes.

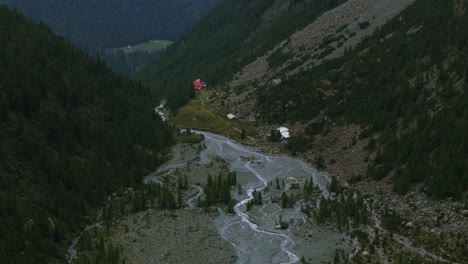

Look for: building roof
[227,113,237,120]
[277,127,290,139]
[193,78,207,90]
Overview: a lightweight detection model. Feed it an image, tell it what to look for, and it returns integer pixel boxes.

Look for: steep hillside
[140,0,468,200]
[254,0,468,199]
[225,0,416,124]
[0,0,218,53]
[230,0,415,86]
[0,5,173,263]
[0,0,218,77]
[140,0,348,109]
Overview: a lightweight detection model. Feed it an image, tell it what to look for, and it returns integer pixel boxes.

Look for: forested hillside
[0,5,173,262]
[0,0,217,53]
[141,0,467,200]
[140,0,347,109]
[0,0,218,76]
[257,0,468,199]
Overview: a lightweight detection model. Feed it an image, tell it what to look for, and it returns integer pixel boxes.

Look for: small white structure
[227,113,237,120]
[277,127,291,139]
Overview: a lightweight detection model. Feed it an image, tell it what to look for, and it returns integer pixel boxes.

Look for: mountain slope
[139,0,348,109]
[0,0,217,52]
[230,0,415,87]
[0,5,173,262]
[141,0,467,200]
[254,0,468,199]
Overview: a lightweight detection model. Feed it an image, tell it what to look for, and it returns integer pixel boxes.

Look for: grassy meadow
[109,39,173,54]
[169,90,258,145]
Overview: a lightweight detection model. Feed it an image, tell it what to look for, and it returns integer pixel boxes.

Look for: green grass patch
[170,91,258,144]
[108,40,173,55]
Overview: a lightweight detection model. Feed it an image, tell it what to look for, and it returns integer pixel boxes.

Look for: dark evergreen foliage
[140,0,348,110]
[202,172,237,206]
[257,0,468,199]
[102,49,161,77]
[0,0,218,52]
[0,5,173,262]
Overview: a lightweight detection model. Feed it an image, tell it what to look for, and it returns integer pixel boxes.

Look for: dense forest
[0,0,218,76]
[102,49,157,77]
[0,0,218,53]
[140,0,347,110]
[257,0,468,199]
[0,5,173,263]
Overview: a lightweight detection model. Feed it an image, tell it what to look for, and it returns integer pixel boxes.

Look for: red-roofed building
[193,78,207,90]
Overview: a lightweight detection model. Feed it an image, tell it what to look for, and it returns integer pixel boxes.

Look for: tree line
[140,0,347,110]
[0,5,174,262]
[257,0,468,199]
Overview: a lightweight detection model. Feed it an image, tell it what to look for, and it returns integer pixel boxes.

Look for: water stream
[191,131,348,263]
[142,131,352,263]
[68,130,449,263]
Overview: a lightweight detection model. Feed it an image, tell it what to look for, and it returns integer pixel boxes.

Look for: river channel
[145,131,353,263]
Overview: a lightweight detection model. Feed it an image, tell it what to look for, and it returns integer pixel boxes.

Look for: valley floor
[110,209,235,264]
[70,130,466,263]
[165,92,468,263]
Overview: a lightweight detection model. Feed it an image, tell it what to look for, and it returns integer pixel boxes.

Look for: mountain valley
[0,0,467,263]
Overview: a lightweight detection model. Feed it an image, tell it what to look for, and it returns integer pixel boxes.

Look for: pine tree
[184,175,188,190]
[241,129,246,139]
[281,192,289,208]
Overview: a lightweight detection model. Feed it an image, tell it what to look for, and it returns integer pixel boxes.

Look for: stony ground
[218,0,468,257]
[107,143,237,264]
[110,209,236,264]
[71,135,466,263]
[255,127,468,235]
[105,139,358,264]
[230,0,416,87]
[225,0,416,124]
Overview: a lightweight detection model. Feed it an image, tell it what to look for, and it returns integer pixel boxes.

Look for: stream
[153,131,352,264]
[67,130,453,263]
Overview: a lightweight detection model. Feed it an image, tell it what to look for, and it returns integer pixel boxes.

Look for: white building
[277,127,290,139]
